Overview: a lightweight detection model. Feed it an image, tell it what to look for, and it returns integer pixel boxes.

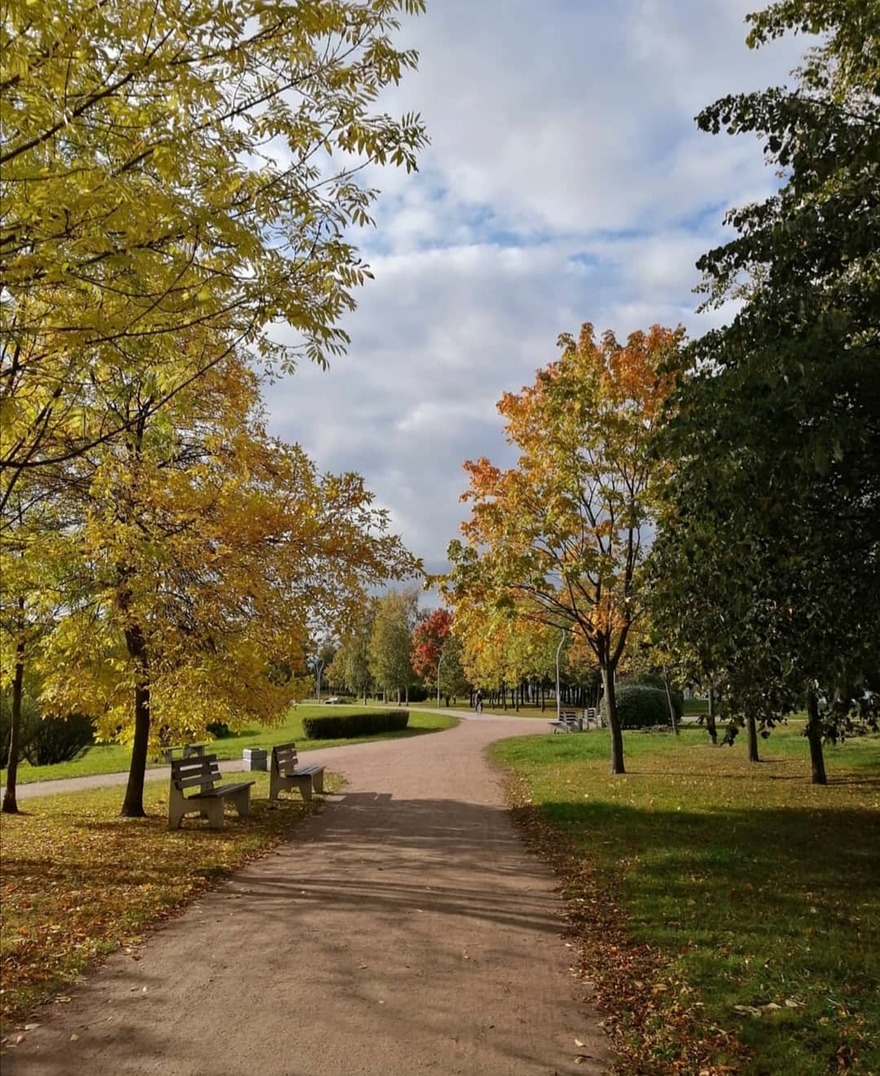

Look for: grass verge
[2,706,456,784]
[0,770,340,1032]
[492,724,880,1076]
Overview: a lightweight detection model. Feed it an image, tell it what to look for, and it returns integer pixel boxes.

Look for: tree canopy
[649,0,880,781]
[0,0,427,507]
[446,323,683,773]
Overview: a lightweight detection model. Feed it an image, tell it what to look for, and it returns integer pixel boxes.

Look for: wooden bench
[162,743,207,762]
[550,710,584,733]
[269,743,325,804]
[168,754,255,830]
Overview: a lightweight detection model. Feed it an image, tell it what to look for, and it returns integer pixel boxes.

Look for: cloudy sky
[267,0,805,579]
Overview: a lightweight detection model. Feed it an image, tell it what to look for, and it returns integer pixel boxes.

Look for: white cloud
[264,0,809,581]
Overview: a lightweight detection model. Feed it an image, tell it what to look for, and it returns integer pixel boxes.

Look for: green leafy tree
[650,0,880,782]
[368,587,419,704]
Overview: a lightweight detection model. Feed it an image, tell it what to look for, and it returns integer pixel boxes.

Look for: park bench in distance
[549,707,600,733]
[168,754,255,830]
[269,743,325,804]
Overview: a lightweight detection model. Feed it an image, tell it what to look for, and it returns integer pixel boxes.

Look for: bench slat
[187,780,255,800]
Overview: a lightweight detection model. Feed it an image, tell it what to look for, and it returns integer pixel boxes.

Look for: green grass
[492,722,880,1076]
[2,706,457,784]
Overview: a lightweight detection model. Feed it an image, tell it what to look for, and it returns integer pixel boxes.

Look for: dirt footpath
[5,714,610,1075]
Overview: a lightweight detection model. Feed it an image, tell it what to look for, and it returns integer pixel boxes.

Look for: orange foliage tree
[445,323,683,773]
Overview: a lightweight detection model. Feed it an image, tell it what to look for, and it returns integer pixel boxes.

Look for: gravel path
[5,713,609,1075]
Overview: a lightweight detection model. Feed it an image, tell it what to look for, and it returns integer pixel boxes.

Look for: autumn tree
[410,608,452,702]
[446,594,555,709]
[25,351,418,816]
[0,0,427,510]
[368,587,419,704]
[446,324,683,773]
[650,0,880,781]
[0,468,86,812]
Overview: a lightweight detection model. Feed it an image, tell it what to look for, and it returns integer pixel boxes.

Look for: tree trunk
[663,669,679,735]
[706,684,718,744]
[121,622,151,817]
[805,689,828,786]
[601,664,625,774]
[1,630,26,815]
[746,712,760,763]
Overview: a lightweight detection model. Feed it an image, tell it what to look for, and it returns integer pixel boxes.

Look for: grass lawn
[492,722,880,1076]
[2,705,457,784]
[0,770,341,1032]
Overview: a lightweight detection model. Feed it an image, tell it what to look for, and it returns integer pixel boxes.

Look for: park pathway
[5,713,610,1076]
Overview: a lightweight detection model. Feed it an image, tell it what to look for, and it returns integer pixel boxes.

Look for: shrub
[0,689,42,761]
[619,678,684,719]
[302,709,409,740]
[22,713,95,766]
[606,685,671,729]
[206,721,232,739]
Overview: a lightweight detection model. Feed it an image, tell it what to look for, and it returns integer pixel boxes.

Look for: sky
[266,0,806,581]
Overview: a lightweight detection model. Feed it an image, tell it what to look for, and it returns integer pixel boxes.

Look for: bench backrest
[171,754,221,792]
[271,743,299,775]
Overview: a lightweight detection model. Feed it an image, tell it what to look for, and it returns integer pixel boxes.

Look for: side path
[6,715,610,1075]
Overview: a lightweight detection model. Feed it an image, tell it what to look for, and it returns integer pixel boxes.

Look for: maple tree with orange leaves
[445,322,683,773]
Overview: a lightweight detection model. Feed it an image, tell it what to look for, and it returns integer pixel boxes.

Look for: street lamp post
[315,657,324,703]
[436,648,444,707]
[555,631,565,721]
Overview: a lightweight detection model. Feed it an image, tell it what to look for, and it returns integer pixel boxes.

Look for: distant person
[475,689,483,714]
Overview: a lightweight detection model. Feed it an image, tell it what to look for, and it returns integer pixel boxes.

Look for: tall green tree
[337,604,377,703]
[368,587,419,704]
[650,0,880,782]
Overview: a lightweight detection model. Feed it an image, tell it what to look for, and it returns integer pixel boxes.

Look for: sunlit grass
[493,724,880,1075]
[2,707,457,784]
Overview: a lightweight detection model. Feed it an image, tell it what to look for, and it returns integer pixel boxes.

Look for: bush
[22,713,95,766]
[619,678,684,719]
[206,721,232,739]
[407,684,429,702]
[0,689,42,761]
[302,709,409,740]
[606,685,672,729]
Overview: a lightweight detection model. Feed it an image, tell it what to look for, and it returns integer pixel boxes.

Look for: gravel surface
[4,712,609,1075]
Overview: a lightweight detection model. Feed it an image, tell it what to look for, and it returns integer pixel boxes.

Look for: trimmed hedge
[302,709,409,740]
[607,685,673,729]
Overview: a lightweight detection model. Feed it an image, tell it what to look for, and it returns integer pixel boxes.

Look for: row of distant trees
[320,588,684,716]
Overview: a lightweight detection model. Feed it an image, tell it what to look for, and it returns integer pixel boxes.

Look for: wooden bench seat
[269,743,325,804]
[168,754,255,830]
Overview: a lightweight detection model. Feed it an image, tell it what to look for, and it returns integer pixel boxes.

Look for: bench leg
[312,770,325,794]
[204,799,225,829]
[168,794,186,830]
[231,788,252,817]
[294,776,312,802]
